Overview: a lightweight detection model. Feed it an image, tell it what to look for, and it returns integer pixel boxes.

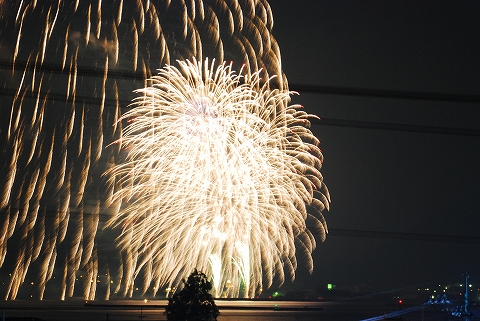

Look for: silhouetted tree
[165,269,219,321]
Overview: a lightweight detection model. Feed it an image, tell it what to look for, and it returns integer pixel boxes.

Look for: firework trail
[0,0,328,299]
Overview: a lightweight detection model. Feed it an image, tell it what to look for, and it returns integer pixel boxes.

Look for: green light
[327,283,333,290]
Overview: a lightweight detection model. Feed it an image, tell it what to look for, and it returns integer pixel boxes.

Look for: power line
[2,60,479,136]
[312,118,480,136]
[0,60,143,81]
[1,85,478,136]
[328,228,480,244]
[289,83,480,103]
[2,59,480,103]
[4,206,479,244]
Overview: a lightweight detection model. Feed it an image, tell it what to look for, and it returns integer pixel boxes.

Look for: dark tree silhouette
[165,270,220,321]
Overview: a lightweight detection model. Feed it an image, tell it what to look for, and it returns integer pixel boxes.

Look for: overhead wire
[1,60,479,137]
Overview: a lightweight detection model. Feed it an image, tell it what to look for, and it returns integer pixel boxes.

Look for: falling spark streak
[40,7,52,64]
[31,54,38,92]
[112,23,119,64]
[209,254,222,297]
[107,59,329,298]
[116,0,123,25]
[132,19,138,72]
[0,0,320,300]
[47,3,60,40]
[138,0,145,34]
[15,0,26,23]
[72,49,78,99]
[86,4,91,45]
[62,25,71,69]
[0,218,9,266]
[66,105,75,140]
[77,105,85,157]
[9,57,30,139]
[13,3,29,66]
[96,0,102,39]
[31,72,42,124]
[1,144,18,209]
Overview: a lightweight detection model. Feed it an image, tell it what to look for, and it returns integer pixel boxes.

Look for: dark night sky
[270,0,480,292]
[1,1,479,300]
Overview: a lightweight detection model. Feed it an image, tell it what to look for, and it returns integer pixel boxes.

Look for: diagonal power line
[312,118,480,136]
[289,83,480,104]
[2,60,479,136]
[328,228,480,244]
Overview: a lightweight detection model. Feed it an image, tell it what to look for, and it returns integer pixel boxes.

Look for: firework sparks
[0,0,326,299]
[108,59,329,298]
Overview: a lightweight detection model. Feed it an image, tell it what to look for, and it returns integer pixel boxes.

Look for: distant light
[327,283,333,290]
[272,291,279,297]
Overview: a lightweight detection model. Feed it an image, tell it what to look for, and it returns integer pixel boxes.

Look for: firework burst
[0,0,329,300]
[108,59,329,298]
[0,0,289,299]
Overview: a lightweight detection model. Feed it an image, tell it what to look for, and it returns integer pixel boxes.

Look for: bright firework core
[108,59,330,298]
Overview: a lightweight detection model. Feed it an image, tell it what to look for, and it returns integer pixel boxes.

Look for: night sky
[271,0,480,292]
[0,0,479,300]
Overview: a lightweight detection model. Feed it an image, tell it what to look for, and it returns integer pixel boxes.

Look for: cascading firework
[108,59,329,298]
[0,0,290,300]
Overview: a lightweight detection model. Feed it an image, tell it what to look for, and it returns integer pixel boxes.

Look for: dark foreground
[1,299,479,321]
